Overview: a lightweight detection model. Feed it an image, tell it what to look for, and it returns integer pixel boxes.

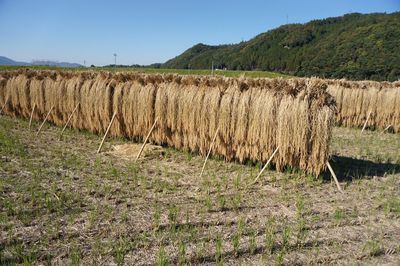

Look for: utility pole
[113,53,117,69]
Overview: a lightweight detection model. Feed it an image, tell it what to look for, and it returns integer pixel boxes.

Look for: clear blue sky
[0,0,399,66]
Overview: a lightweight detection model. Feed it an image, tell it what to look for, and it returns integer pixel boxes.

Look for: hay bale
[0,75,7,109]
[327,79,400,133]
[0,70,337,175]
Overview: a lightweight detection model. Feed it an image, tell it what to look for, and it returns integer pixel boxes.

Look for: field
[0,66,290,79]
[1,113,399,265]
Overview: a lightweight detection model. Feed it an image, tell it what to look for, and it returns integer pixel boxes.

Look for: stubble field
[0,115,399,265]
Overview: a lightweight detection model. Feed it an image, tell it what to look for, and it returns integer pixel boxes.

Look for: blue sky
[0,0,399,66]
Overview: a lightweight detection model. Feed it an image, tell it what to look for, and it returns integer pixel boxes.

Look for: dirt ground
[0,115,399,265]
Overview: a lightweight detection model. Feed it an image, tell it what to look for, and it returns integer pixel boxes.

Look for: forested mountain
[164,12,400,81]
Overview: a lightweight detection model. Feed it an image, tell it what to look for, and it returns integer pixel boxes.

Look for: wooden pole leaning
[60,103,80,138]
[381,125,392,133]
[326,161,343,193]
[360,111,371,134]
[135,117,159,162]
[97,111,117,153]
[253,146,280,184]
[199,126,220,179]
[36,106,54,136]
[29,103,36,130]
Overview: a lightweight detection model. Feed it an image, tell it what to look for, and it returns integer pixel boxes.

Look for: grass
[232,231,241,257]
[333,208,346,226]
[264,217,277,255]
[0,115,399,265]
[156,246,168,266]
[362,240,384,257]
[215,235,224,265]
[383,196,400,217]
[0,65,291,79]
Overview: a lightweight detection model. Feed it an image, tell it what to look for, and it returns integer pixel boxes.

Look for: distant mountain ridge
[0,56,83,67]
[31,60,82,68]
[0,56,30,66]
[163,12,400,81]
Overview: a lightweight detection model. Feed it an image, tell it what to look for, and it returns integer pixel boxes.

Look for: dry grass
[0,70,336,175]
[107,143,163,159]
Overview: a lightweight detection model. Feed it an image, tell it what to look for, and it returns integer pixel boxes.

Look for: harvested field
[0,70,336,175]
[0,115,399,265]
[1,69,399,265]
[326,79,400,133]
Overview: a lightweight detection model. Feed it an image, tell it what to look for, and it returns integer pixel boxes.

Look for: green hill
[163,12,400,81]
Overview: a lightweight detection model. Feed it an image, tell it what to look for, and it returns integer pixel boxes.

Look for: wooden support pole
[97,111,117,153]
[381,125,392,133]
[135,117,158,161]
[253,146,280,184]
[29,103,36,130]
[326,161,343,193]
[0,98,8,115]
[60,103,80,138]
[199,127,220,179]
[360,111,371,134]
[36,106,54,136]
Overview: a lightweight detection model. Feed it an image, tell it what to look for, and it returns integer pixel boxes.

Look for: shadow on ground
[324,155,400,182]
